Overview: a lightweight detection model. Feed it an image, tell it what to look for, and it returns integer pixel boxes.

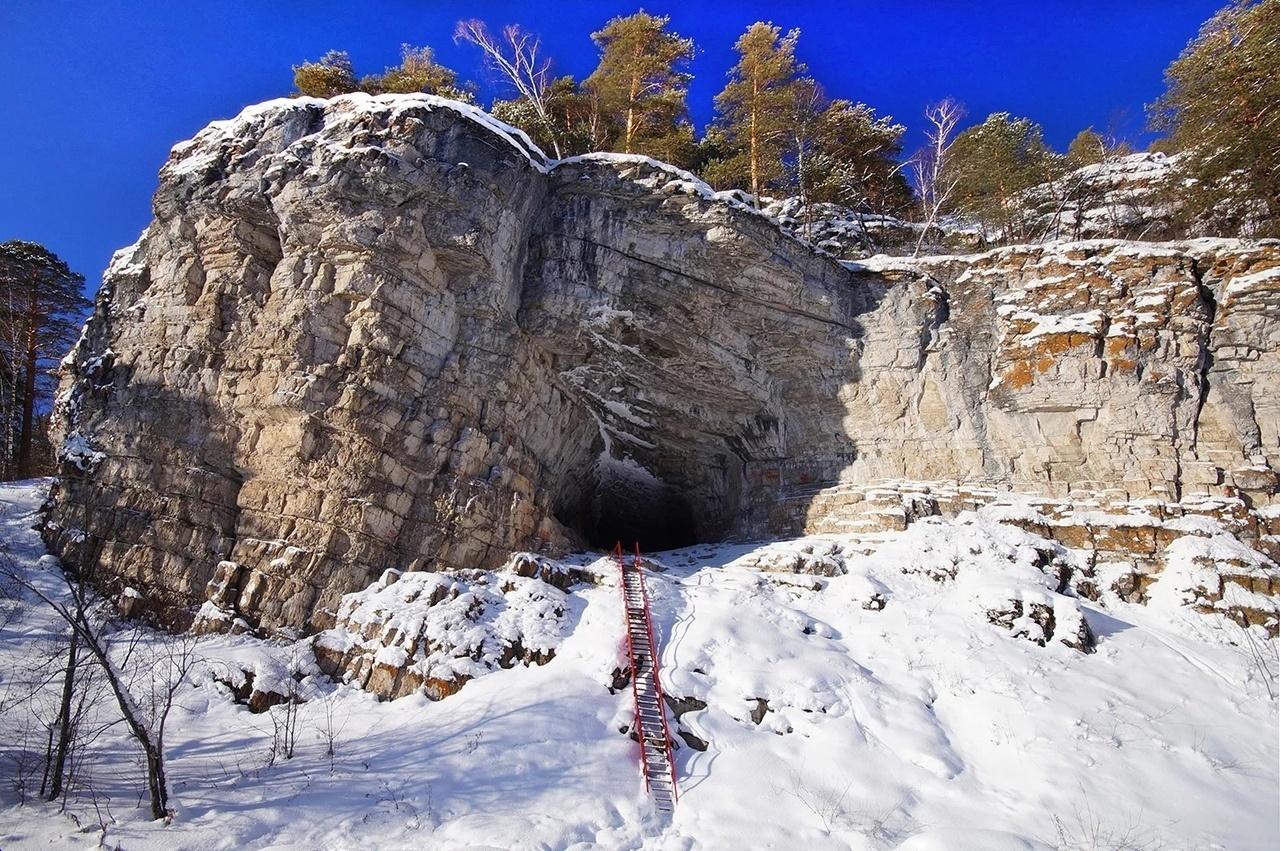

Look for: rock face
[758,198,982,261]
[1022,152,1183,242]
[43,94,1280,633]
[312,552,579,701]
[835,241,1280,500]
[761,153,1184,261]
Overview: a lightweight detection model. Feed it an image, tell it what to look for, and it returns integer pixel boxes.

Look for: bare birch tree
[911,99,965,256]
[454,19,563,158]
[1,553,197,820]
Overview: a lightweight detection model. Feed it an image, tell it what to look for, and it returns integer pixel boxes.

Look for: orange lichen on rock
[997,329,1101,389]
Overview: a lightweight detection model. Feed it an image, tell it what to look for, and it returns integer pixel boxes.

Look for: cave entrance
[567,453,701,552]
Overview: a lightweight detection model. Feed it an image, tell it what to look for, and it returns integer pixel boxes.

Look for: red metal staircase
[615,542,678,812]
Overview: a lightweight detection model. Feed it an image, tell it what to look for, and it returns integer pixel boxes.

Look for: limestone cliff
[42,94,1280,633]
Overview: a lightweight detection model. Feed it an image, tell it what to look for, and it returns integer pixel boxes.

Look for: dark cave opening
[562,453,702,552]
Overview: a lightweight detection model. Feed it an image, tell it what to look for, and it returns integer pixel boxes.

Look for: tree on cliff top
[1066,128,1108,168]
[910,98,965,255]
[0,241,87,480]
[942,112,1058,241]
[292,50,358,98]
[806,99,912,215]
[712,23,805,206]
[292,46,473,101]
[455,19,568,156]
[1150,0,1280,235]
[490,75,601,158]
[360,44,472,101]
[584,11,696,159]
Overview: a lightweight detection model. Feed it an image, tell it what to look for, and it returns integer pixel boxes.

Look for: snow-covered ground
[1,479,1276,849]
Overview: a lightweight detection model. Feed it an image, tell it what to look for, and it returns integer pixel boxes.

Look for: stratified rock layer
[43,94,1280,632]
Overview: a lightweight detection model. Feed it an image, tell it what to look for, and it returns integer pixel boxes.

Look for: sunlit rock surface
[42,94,1280,632]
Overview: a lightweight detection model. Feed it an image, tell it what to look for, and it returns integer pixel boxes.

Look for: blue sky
[0,1,1221,289]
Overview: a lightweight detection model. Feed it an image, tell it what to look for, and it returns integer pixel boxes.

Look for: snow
[554,152,826,246]
[166,96,764,194]
[602,399,653,428]
[58,431,105,471]
[1069,152,1178,184]
[863,237,1263,272]
[1001,308,1107,341]
[1164,514,1226,535]
[164,93,553,180]
[584,305,637,330]
[556,152,711,193]
[58,325,89,369]
[320,562,572,687]
[1224,264,1280,297]
[103,229,149,280]
[1149,532,1277,615]
[1,478,1277,849]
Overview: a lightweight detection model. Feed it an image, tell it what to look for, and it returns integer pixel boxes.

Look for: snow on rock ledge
[163,92,553,177]
[312,553,583,701]
[758,478,1280,637]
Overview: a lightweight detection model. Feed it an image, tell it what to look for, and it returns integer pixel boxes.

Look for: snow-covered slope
[2,479,1277,849]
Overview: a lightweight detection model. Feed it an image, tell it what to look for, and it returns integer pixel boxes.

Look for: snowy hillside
[1,479,1277,849]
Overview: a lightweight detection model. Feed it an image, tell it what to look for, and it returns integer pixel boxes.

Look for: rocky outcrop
[762,153,1184,260]
[42,94,1280,633]
[312,552,579,701]
[759,198,983,261]
[753,479,1280,635]
[1022,152,1183,242]
[1022,151,1269,243]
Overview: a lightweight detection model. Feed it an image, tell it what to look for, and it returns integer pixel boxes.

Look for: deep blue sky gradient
[1,1,1221,290]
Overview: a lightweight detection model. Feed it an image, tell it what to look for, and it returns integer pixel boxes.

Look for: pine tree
[492,76,599,157]
[807,100,911,214]
[943,112,1059,241]
[292,50,359,97]
[293,46,470,101]
[361,44,468,98]
[648,122,699,170]
[713,23,805,205]
[691,126,748,191]
[1066,128,1107,168]
[584,12,696,158]
[1151,0,1280,235]
[0,241,87,479]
